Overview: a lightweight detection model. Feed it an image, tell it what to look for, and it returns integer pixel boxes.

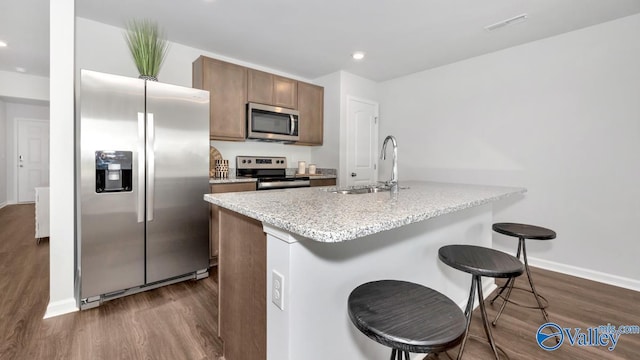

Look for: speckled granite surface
[209,177,258,184]
[204,181,525,243]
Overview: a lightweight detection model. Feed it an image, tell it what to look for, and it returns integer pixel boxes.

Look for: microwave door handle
[290,114,295,135]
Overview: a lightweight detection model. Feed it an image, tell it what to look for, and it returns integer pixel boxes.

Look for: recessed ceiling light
[352,51,365,61]
[485,13,528,32]
[16,67,26,73]
[0,40,7,47]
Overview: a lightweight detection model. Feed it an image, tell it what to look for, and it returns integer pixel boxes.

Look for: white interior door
[346,97,379,187]
[17,119,50,203]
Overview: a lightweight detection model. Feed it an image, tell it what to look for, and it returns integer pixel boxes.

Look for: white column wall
[0,99,6,207]
[46,0,77,318]
[378,14,640,288]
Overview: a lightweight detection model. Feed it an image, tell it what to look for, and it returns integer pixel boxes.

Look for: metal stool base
[456,275,511,360]
[492,284,549,310]
[390,348,411,360]
[491,237,553,326]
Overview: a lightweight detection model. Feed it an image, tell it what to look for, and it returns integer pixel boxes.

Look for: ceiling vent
[485,13,528,31]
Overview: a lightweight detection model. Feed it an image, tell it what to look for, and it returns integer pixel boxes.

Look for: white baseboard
[527,256,640,293]
[44,297,78,319]
[0,201,7,209]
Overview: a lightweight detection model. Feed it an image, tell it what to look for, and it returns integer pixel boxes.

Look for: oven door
[247,103,299,142]
[257,178,310,190]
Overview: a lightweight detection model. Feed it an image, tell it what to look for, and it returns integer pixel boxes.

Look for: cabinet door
[296,82,324,145]
[248,70,297,109]
[309,178,336,187]
[193,56,247,140]
[273,76,297,109]
[247,69,273,105]
[209,182,257,263]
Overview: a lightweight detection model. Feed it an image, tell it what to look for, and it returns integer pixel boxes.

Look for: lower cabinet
[309,178,336,187]
[209,182,257,265]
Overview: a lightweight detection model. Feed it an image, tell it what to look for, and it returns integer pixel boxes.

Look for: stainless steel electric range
[236,156,310,190]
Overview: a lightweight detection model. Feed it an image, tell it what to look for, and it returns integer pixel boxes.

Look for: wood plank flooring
[1,203,639,359]
[445,263,640,360]
[0,204,222,360]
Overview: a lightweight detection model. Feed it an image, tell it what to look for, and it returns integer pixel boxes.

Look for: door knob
[351,172,357,177]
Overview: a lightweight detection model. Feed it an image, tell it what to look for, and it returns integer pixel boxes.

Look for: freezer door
[145,81,210,283]
[78,70,146,298]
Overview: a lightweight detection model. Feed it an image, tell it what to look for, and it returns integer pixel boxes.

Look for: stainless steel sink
[329,186,391,195]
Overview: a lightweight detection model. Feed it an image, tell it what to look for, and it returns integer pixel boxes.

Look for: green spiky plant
[123,19,169,81]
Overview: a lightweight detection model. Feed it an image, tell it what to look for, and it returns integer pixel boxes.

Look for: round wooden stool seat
[492,223,556,240]
[490,222,557,329]
[348,280,466,357]
[438,245,524,279]
[438,245,524,360]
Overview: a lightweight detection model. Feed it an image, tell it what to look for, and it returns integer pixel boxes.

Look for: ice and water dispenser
[95,151,133,193]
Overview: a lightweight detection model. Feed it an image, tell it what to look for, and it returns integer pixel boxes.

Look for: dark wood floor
[0,204,222,360]
[1,204,639,359]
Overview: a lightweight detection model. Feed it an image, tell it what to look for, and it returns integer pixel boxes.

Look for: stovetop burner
[236,156,310,190]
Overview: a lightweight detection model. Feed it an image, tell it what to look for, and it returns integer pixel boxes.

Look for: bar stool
[438,245,524,360]
[490,223,556,326]
[348,280,466,359]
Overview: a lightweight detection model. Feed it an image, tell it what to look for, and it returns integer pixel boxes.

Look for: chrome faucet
[380,135,399,194]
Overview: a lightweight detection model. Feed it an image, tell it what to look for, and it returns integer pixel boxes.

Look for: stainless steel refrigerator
[76,69,210,309]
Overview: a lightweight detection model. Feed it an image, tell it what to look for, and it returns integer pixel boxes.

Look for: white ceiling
[2,0,640,81]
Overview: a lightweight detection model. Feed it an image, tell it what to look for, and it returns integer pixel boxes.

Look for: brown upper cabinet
[295,81,324,145]
[193,56,247,141]
[248,69,297,109]
[193,55,323,144]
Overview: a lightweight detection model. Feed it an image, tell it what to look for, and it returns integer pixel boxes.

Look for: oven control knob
[242,160,246,163]
[248,160,252,164]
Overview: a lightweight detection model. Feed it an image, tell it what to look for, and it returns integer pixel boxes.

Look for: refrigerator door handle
[137,112,146,223]
[146,113,155,222]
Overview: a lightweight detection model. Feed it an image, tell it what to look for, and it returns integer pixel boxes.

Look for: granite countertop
[209,177,258,184]
[204,181,525,243]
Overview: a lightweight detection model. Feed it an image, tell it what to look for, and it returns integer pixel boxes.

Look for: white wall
[378,14,640,287]
[4,102,50,204]
[46,0,77,318]
[0,71,50,102]
[311,71,341,170]
[339,72,379,186]
[0,70,50,206]
[311,71,378,186]
[0,99,6,207]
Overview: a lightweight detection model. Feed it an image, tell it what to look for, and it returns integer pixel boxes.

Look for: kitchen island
[204,181,525,360]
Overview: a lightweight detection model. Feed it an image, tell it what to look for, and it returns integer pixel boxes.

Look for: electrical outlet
[272,270,285,310]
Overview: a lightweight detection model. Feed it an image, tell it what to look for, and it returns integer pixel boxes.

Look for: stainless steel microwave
[247,102,299,142]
